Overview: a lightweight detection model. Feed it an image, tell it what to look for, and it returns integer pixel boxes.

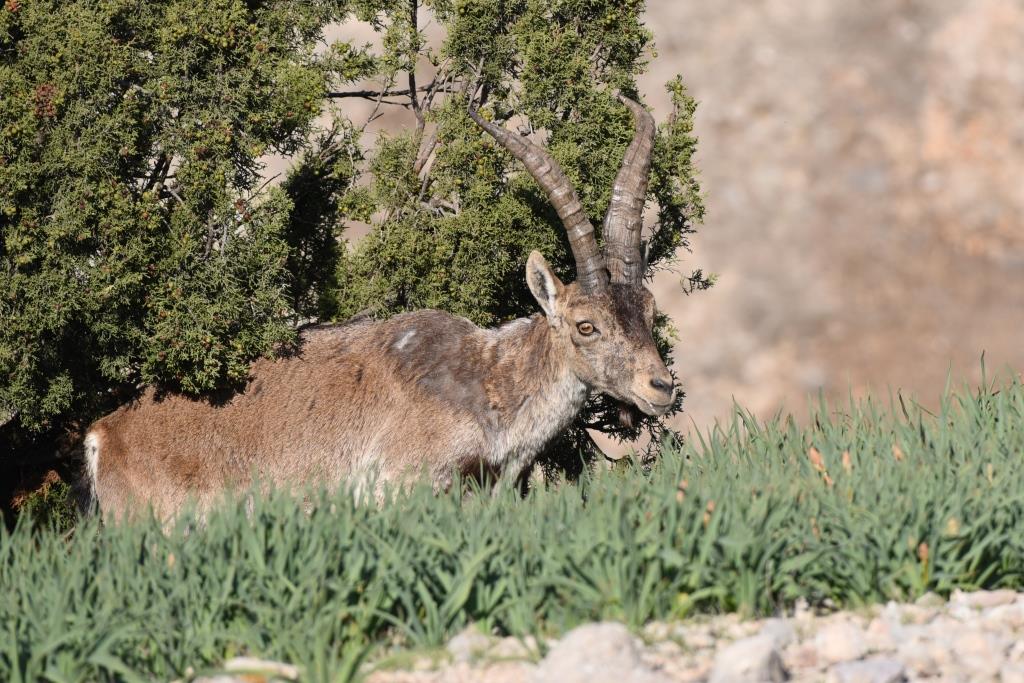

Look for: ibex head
[471,94,676,419]
[524,252,674,416]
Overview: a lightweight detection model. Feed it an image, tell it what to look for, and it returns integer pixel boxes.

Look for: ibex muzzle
[81,94,677,520]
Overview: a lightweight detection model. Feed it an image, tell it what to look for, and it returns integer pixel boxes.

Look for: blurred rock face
[640,0,1024,429]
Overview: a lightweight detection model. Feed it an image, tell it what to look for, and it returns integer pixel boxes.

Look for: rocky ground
[191,590,1024,682]
[360,589,1024,682]
[637,0,1024,430]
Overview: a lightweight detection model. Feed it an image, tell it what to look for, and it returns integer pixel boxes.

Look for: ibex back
[82,95,677,520]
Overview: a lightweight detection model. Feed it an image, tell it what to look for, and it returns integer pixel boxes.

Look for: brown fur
[83,256,675,520]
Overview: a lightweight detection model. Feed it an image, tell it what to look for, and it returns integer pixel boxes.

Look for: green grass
[2,377,1023,682]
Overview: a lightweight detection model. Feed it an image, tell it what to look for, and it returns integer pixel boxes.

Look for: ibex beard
[81,94,677,521]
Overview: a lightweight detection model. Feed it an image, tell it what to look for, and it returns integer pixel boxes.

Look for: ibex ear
[526,251,565,325]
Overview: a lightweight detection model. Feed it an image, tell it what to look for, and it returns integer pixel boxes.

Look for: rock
[793,598,814,623]
[914,592,945,608]
[366,590,1024,682]
[642,622,675,642]
[671,659,715,683]
[783,642,819,671]
[947,601,976,621]
[982,603,1024,630]
[947,628,1005,678]
[759,619,797,649]
[490,635,538,660]
[726,620,762,640]
[640,641,706,682]
[826,659,906,683]
[191,657,300,683]
[898,604,938,625]
[814,621,868,665]
[681,626,716,651]
[223,658,299,679]
[951,589,1019,609]
[646,640,684,659]
[532,622,671,683]
[863,618,898,653]
[1001,663,1024,683]
[950,629,1000,659]
[896,640,940,677]
[446,626,493,663]
[708,634,788,683]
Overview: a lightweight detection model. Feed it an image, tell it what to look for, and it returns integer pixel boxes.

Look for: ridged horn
[603,94,656,285]
[469,108,608,294]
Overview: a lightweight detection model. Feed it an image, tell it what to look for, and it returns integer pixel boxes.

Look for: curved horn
[469,108,608,294]
[603,94,656,285]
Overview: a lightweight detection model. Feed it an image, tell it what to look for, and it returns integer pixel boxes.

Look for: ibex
[81,95,677,520]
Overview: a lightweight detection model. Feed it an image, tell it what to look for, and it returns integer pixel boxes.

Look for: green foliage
[7,477,75,534]
[2,379,1024,681]
[0,0,355,435]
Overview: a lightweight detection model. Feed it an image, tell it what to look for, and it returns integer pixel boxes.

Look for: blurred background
[295,0,1024,433]
[642,0,1024,430]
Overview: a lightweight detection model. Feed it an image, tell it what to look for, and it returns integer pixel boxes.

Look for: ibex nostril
[650,377,673,393]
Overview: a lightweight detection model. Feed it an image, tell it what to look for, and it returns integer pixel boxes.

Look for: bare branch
[413,129,437,176]
[422,59,452,111]
[325,77,453,101]
[203,211,217,258]
[162,185,185,205]
[250,173,281,199]
[357,77,393,135]
[408,0,423,130]
[143,153,172,193]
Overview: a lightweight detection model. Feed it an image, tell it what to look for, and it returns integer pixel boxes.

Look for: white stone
[864,617,899,653]
[532,622,671,683]
[490,635,538,660]
[793,598,814,623]
[900,605,939,625]
[896,639,940,677]
[815,620,868,665]
[951,629,1000,659]
[914,592,945,608]
[826,658,906,683]
[1001,663,1024,683]
[759,618,797,649]
[708,635,788,683]
[192,657,301,682]
[783,642,820,672]
[951,589,1019,609]
[947,601,976,621]
[447,626,492,663]
[948,629,1005,678]
[678,626,716,651]
[642,621,675,642]
[982,603,1024,630]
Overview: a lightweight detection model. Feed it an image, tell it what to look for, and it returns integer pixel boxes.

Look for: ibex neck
[483,315,588,463]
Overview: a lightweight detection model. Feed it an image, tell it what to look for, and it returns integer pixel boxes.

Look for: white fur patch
[84,432,100,486]
[392,329,416,351]
[488,371,589,475]
[83,431,100,509]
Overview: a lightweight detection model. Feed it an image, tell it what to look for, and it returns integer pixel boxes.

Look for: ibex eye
[576,322,596,336]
